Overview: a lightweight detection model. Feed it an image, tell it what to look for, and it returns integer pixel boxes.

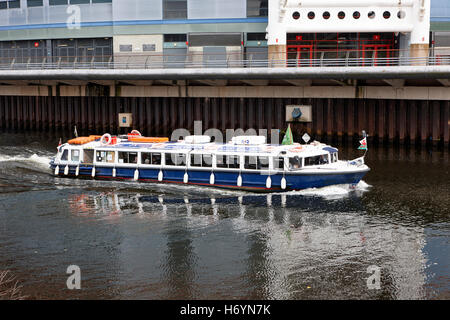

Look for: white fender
[237,174,242,187]
[158,170,163,182]
[54,165,59,175]
[91,167,96,178]
[209,173,215,185]
[75,166,79,176]
[281,177,287,190]
[266,176,272,189]
[183,172,189,184]
[64,165,69,175]
[134,169,139,181]
[112,167,116,177]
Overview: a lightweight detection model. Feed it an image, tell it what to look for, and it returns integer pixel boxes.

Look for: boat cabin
[55,137,340,173]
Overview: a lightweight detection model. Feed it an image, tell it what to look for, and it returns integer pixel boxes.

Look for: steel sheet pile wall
[0,96,448,148]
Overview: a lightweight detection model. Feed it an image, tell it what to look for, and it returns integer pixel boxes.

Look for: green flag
[282,124,294,145]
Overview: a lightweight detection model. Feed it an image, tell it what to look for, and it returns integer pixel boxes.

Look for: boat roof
[62,140,338,157]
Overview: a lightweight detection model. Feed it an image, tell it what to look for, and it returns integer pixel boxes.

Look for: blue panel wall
[431,0,450,21]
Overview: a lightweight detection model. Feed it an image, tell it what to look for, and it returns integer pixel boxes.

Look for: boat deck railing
[0,48,448,70]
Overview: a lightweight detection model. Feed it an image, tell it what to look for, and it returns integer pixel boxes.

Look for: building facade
[0,0,448,65]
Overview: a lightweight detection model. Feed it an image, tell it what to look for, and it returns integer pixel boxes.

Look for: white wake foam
[275,180,371,199]
[0,153,52,167]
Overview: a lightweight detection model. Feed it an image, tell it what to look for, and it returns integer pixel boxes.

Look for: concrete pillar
[410,44,429,65]
[410,0,430,65]
[268,45,286,67]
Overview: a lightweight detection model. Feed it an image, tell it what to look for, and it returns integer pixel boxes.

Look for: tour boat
[49,131,370,192]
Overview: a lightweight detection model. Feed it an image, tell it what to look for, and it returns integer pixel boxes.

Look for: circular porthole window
[368,11,376,19]
[338,11,345,19]
[323,11,330,19]
[397,10,406,19]
[308,11,315,19]
[353,11,361,19]
[383,11,391,19]
[293,11,300,20]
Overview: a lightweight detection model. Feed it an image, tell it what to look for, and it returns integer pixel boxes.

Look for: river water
[0,131,448,300]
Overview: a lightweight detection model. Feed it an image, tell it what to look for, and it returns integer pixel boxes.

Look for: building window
[323,11,330,20]
[0,2,7,10]
[247,0,268,17]
[27,0,43,7]
[119,44,132,52]
[143,44,156,52]
[308,11,315,20]
[163,0,187,20]
[292,11,300,20]
[70,0,90,4]
[164,34,187,43]
[368,11,376,19]
[383,11,391,19]
[247,33,266,41]
[92,0,112,3]
[338,11,346,19]
[49,0,68,5]
[8,1,21,9]
[397,10,406,19]
[353,11,360,19]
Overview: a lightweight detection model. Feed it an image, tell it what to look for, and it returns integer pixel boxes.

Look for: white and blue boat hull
[50,161,369,192]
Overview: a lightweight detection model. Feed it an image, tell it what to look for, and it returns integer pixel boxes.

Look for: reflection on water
[0,131,448,299]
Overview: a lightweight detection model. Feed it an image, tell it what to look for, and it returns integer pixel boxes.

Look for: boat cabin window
[71,150,80,162]
[274,157,285,170]
[331,152,338,163]
[96,151,116,163]
[216,155,240,169]
[244,156,269,170]
[304,154,328,166]
[61,149,69,161]
[141,152,162,165]
[289,156,302,170]
[83,149,94,164]
[190,154,213,167]
[118,151,137,164]
[165,153,186,166]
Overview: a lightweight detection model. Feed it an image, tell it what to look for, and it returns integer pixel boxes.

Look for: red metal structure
[286,32,397,66]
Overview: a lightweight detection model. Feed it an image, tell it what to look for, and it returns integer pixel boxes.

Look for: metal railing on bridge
[0,48,449,70]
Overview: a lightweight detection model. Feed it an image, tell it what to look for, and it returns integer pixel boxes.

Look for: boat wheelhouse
[50,132,369,192]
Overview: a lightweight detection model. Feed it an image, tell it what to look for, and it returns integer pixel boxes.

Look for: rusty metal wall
[0,95,449,148]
